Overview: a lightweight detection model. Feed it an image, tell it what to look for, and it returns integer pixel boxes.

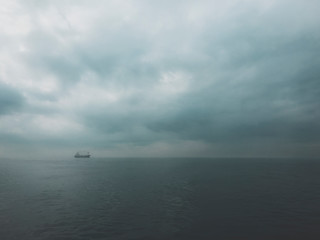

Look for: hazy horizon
[1,0,320,159]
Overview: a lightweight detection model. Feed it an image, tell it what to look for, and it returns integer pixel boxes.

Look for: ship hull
[74,155,90,158]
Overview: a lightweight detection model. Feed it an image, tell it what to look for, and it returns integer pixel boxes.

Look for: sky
[0,0,320,159]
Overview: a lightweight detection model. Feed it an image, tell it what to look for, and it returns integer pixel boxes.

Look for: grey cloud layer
[1,0,320,157]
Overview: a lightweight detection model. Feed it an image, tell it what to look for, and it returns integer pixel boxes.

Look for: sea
[1,157,320,240]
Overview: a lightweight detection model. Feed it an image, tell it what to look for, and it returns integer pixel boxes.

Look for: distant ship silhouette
[74,151,91,158]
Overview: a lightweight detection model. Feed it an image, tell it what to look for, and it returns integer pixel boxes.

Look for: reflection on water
[1,158,320,239]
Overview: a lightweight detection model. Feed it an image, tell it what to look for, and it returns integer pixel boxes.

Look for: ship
[74,151,91,158]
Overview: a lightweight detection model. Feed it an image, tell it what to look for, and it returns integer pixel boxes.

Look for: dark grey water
[1,158,320,240]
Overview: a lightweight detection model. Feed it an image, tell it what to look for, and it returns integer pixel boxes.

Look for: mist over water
[1,158,320,239]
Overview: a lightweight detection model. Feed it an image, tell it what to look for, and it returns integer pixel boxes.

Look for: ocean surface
[1,157,320,240]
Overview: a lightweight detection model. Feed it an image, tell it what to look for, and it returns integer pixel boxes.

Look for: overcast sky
[0,0,319,159]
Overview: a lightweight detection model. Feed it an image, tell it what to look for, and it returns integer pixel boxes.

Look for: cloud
[0,82,24,115]
[0,0,320,158]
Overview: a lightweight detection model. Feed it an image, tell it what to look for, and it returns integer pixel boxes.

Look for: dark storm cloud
[0,82,24,115]
[79,22,320,147]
